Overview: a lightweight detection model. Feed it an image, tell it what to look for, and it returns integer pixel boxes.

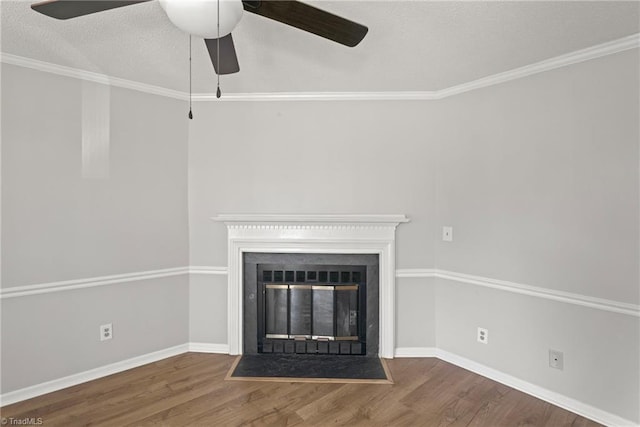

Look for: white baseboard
[394,347,437,358]
[188,342,230,354]
[406,348,637,427]
[394,347,638,426]
[2,343,636,426]
[0,344,189,407]
[0,342,231,407]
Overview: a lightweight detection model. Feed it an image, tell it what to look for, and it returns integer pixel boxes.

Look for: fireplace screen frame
[243,253,379,357]
[257,264,368,355]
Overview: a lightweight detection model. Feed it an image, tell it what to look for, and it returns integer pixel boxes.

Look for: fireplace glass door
[258,265,366,355]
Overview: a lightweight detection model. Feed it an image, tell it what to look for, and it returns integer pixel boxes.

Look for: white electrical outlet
[549,349,563,370]
[100,323,113,341]
[477,327,488,344]
[442,226,453,242]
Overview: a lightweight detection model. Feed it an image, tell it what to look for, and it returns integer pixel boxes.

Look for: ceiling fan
[30,0,369,75]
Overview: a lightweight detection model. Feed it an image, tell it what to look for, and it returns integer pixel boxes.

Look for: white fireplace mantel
[212,214,410,358]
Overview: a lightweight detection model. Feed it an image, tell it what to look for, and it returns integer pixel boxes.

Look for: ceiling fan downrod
[216,0,222,99]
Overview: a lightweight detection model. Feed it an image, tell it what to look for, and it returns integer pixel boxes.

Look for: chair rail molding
[3,265,636,317]
[212,213,410,358]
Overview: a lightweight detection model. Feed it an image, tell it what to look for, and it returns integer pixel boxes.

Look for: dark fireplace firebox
[243,253,379,357]
[257,264,367,355]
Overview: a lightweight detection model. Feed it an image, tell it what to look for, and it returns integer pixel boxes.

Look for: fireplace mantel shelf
[212,214,410,226]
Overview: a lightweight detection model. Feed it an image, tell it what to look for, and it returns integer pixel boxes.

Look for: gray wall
[187,50,639,423]
[187,100,439,269]
[189,273,227,344]
[2,66,189,286]
[1,46,638,423]
[1,276,188,392]
[436,278,639,423]
[187,100,440,350]
[1,65,190,393]
[433,49,639,422]
[435,49,639,303]
[396,277,436,348]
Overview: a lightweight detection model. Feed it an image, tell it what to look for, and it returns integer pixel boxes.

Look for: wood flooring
[0,353,602,426]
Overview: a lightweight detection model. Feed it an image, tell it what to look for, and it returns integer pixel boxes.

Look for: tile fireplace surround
[212,214,410,358]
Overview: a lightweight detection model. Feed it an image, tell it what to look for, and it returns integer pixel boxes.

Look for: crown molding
[192,91,440,102]
[436,33,640,100]
[0,53,187,100]
[1,33,638,102]
[195,33,640,102]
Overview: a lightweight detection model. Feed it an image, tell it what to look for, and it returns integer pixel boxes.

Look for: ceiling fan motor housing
[159,0,244,38]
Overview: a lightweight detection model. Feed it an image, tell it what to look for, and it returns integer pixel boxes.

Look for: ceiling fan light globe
[159,0,243,38]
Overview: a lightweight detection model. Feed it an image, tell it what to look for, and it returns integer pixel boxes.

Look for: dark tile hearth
[229,354,390,381]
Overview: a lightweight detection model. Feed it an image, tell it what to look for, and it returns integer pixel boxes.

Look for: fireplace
[260,265,366,354]
[243,253,379,356]
[213,213,409,358]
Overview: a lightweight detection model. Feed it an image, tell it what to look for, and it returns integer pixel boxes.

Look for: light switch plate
[549,349,563,370]
[442,226,453,242]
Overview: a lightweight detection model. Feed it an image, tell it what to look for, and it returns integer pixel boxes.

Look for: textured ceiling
[1,1,639,94]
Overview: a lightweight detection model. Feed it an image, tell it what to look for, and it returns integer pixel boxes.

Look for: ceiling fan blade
[241,0,368,47]
[31,0,150,19]
[205,35,240,75]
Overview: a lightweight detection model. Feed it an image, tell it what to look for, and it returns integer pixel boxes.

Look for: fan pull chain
[216,0,221,99]
[188,35,193,119]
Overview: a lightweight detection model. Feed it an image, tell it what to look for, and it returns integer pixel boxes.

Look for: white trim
[0,267,189,299]
[187,342,230,354]
[396,268,437,278]
[0,339,634,426]
[0,343,228,407]
[213,213,410,225]
[394,347,437,358]
[434,349,638,427]
[216,214,408,358]
[436,33,640,100]
[435,270,639,318]
[193,91,439,102]
[188,266,228,275]
[0,53,186,100]
[0,344,189,407]
[394,268,639,317]
[2,34,637,102]
[188,33,640,102]
[2,265,636,317]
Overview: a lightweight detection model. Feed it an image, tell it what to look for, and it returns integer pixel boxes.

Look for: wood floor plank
[0,353,604,426]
